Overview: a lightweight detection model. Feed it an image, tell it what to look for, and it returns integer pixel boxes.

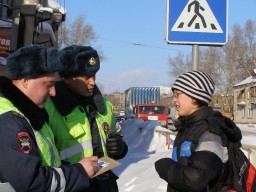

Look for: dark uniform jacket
[155,106,242,192]
[0,76,89,192]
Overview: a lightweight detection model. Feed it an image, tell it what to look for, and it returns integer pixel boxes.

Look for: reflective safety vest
[0,97,61,167]
[33,123,61,167]
[45,98,121,164]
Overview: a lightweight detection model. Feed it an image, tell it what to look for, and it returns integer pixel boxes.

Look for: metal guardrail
[155,129,256,167]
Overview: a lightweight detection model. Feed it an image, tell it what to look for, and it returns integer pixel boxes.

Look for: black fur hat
[58,45,100,78]
[7,44,61,80]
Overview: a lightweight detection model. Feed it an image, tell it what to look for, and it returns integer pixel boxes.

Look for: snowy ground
[113,118,256,192]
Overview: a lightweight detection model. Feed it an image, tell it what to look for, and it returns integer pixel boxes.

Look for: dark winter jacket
[0,76,89,192]
[155,106,242,192]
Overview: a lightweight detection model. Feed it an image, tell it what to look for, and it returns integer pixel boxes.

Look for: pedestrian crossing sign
[165,0,228,45]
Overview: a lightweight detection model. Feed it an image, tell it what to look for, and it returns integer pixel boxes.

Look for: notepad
[92,156,120,178]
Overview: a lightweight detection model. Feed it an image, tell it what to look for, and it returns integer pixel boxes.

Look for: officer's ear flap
[63,77,73,84]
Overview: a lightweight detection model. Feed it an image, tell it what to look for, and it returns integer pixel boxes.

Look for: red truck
[134,103,168,127]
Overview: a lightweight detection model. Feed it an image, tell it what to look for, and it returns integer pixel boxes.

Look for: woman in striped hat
[155,71,242,192]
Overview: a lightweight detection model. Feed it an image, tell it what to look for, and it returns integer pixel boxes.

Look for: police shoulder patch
[17,132,32,154]
[102,122,110,133]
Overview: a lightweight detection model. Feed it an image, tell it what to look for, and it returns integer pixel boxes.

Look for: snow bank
[114,118,256,192]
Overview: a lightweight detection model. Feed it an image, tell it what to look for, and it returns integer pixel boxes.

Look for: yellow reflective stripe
[114,122,122,134]
[59,139,93,160]
[101,137,106,146]
[38,129,57,167]
[51,168,66,192]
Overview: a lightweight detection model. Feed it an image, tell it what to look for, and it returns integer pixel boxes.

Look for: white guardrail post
[242,144,256,167]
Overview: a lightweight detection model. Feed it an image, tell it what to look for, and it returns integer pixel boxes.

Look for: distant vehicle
[115,115,125,124]
[168,116,173,125]
[213,106,223,111]
[134,103,168,127]
[213,105,233,119]
[124,114,135,120]
[119,110,125,116]
[167,115,176,131]
[124,87,161,117]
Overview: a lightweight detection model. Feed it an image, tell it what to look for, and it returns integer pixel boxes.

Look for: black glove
[155,158,175,182]
[106,133,128,159]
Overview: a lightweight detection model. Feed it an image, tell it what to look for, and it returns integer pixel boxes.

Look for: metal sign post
[192,45,199,70]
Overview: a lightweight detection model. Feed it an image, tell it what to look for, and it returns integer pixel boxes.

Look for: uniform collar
[51,81,105,116]
[0,76,48,130]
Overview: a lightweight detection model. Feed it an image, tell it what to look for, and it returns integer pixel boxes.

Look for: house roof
[234,76,256,87]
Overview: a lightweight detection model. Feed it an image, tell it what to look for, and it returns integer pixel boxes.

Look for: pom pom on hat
[172,71,215,104]
[7,44,61,80]
[58,45,100,78]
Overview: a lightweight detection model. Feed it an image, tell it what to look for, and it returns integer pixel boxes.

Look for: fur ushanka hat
[58,45,100,78]
[7,44,61,80]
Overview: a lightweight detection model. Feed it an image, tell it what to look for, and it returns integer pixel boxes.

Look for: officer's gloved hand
[106,133,128,160]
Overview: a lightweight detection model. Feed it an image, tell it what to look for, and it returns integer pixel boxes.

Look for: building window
[247,108,253,118]
[237,89,245,99]
[250,86,256,97]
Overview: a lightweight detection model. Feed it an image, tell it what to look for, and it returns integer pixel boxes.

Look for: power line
[97,37,191,53]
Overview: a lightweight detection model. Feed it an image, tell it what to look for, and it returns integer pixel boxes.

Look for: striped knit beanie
[172,71,215,104]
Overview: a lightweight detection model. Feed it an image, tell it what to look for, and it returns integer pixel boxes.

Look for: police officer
[44,45,128,192]
[0,45,99,192]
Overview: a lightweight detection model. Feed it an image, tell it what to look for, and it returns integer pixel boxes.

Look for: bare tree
[199,47,224,94]
[244,20,256,70]
[221,21,256,87]
[167,19,256,96]
[58,15,97,48]
[168,52,192,79]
